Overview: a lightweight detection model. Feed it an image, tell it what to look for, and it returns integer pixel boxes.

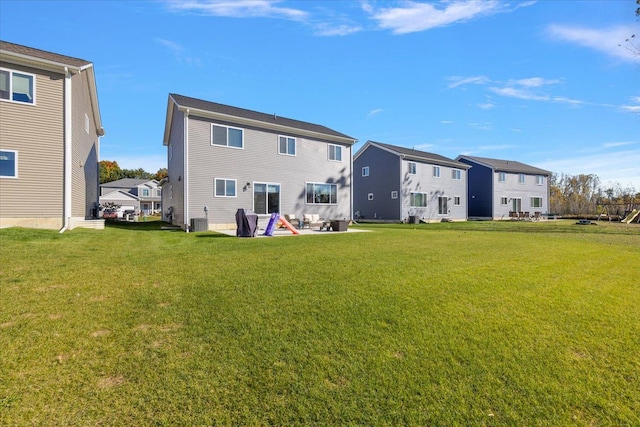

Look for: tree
[154,168,168,181]
[549,173,601,215]
[120,168,153,180]
[99,160,123,184]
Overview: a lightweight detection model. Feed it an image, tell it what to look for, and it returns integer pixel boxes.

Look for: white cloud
[314,23,362,37]
[366,0,508,35]
[413,143,435,151]
[603,141,636,148]
[164,0,307,21]
[622,105,640,113]
[154,37,202,65]
[367,108,383,117]
[489,86,549,101]
[446,75,491,89]
[441,120,454,124]
[538,149,640,189]
[468,122,492,131]
[509,77,561,87]
[477,102,495,110]
[546,24,639,62]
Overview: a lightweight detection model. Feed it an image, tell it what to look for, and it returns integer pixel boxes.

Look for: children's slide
[263,213,280,236]
[277,216,300,235]
[623,209,639,224]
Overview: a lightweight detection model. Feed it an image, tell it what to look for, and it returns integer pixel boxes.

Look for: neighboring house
[353,141,470,222]
[0,40,105,230]
[456,155,551,220]
[99,178,162,215]
[162,94,357,231]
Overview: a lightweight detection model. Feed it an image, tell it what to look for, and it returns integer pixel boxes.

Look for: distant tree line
[550,173,639,216]
[99,160,168,184]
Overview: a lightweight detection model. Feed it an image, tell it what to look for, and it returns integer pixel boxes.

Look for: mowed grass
[1,220,639,426]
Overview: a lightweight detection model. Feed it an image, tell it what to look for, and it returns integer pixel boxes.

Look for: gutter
[60,67,72,233]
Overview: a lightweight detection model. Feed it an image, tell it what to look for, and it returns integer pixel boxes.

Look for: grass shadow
[104,220,172,232]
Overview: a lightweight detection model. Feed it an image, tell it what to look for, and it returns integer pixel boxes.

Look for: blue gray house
[456,155,551,220]
[354,141,470,222]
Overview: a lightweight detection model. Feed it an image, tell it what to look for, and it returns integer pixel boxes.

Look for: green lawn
[1,220,639,426]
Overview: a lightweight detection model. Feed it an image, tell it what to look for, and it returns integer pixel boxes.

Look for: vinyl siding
[492,172,548,219]
[459,158,493,218]
[164,105,185,226]
[70,69,100,219]
[0,61,64,221]
[353,147,401,220]
[185,114,352,227]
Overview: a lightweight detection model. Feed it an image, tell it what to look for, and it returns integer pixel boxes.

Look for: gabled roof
[99,190,140,202]
[0,40,105,137]
[101,178,152,189]
[164,94,356,146]
[356,141,470,169]
[456,155,550,175]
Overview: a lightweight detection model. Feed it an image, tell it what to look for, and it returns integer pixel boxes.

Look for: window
[438,196,448,215]
[368,193,374,200]
[410,192,427,207]
[156,189,162,197]
[536,175,544,185]
[141,188,150,197]
[501,197,508,205]
[531,197,543,208]
[452,169,461,180]
[0,150,17,178]
[212,124,243,148]
[85,114,90,134]
[214,178,236,197]
[306,182,337,204]
[519,174,525,184]
[0,69,35,104]
[408,162,417,174]
[362,166,369,177]
[433,166,440,178]
[454,196,461,206]
[391,191,398,199]
[254,183,280,214]
[328,144,342,161]
[499,172,506,182]
[278,136,296,156]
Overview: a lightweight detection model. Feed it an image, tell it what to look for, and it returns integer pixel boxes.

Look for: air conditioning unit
[190,218,208,232]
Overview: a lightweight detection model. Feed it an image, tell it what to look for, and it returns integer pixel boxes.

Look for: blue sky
[2,0,639,189]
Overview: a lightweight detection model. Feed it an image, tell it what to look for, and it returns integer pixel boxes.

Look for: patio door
[512,198,522,212]
[254,183,280,214]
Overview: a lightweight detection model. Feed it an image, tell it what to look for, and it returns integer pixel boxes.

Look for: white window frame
[536,175,544,185]
[391,191,398,199]
[454,196,461,206]
[278,135,296,156]
[0,149,18,178]
[156,189,162,197]
[362,166,369,177]
[368,193,374,200]
[408,162,417,175]
[410,192,427,207]
[328,144,342,162]
[500,197,508,205]
[519,174,526,184]
[211,124,244,149]
[499,172,506,182]
[530,197,543,208]
[306,182,338,205]
[433,166,440,178]
[0,68,36,105]
[438,196,448,215]
[253,182,281,215]
[452,169,461,180]
[141,188,150,197]
[214,178,237,197]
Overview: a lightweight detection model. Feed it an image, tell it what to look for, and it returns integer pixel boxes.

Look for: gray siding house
[456,155,551,220]
[162,94,357,231]
[0,41,105,230]
[100,178,162,215]
[354,141,470,222]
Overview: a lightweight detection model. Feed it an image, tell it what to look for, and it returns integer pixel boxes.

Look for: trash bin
[408,215,419,224]
[330,220,349,232]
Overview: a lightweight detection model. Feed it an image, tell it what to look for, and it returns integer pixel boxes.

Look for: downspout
[59,67,72,233]
[184,109,189,232]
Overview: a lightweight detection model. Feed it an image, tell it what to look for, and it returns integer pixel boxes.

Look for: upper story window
[328,144,342,162]
[362,166,369,177]
[0,150,17,178]
[498,172,506,182]
[212,124,243,149]
[536,175,544,185]
[391,191,398,199]
[433,166,440,178]
[408,162,417,174]
[519,174,526,184]
[278,136,296,156]
[214,178,236,197]
[306,182,337,204]
[0,68,35,104]
[452,169,461,180]
[141,188,150,197]
[156,189,161,197]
